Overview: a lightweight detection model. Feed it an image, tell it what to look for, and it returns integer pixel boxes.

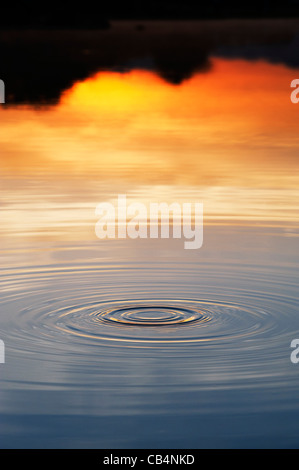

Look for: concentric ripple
[52,299,215,344]
[1,285,295,350]
[45,295,288,346]
[99,304,206,327]
[1,253,299,395]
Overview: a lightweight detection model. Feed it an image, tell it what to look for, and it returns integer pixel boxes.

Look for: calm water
[1,20,299,448]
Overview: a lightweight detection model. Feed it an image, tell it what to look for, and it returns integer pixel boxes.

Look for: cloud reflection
[1,58,299,241]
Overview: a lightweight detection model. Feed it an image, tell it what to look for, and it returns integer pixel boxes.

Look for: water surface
[1,20,299,448]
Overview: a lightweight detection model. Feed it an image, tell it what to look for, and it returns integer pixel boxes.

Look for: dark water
[1,228,299,448]
[1,20,299,448]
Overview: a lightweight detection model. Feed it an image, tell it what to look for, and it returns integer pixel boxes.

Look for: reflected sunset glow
[1,57,299,241]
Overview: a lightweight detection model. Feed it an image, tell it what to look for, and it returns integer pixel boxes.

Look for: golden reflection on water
[0,57,299,241]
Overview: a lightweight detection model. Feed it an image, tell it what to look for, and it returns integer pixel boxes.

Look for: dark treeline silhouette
[107,0,299,20]
[1,20,299,104]
[1,1,299,29]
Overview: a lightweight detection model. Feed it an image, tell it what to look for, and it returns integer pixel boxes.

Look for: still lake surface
[1,20,299,448]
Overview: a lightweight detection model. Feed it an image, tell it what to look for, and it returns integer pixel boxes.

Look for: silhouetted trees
[1,0,299,28]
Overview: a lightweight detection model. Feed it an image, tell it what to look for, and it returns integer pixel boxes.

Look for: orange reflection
[1,58,298,186]
[0,58,299,232]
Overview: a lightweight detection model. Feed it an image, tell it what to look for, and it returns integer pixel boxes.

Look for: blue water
[1,226,299,448]
[1,19,299,449]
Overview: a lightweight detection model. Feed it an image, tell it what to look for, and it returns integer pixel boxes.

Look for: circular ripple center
[99,305,204,327]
